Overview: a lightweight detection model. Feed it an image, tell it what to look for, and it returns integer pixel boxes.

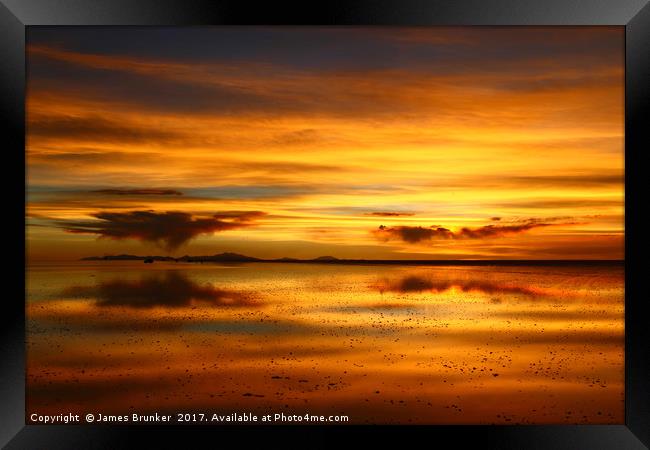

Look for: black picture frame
[2,1,648,448]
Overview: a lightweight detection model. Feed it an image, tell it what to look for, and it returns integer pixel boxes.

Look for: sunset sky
[26,27,624,261]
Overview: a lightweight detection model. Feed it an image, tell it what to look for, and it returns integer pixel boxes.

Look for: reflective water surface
[27,262,624,424]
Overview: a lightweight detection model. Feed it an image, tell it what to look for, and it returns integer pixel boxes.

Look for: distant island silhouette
[81,253,623,266]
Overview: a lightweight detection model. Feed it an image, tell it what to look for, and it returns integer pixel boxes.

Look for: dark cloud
[493,73,621,93]
[61,210,265,250]
[26,27,622,121]
[28,27,622,79]
[28,150,164,165]
[365,212,415,217]
[212,211,265,220]
[374,219,568,243]
[491,217,501,221]
[455,222,552,239]
[27,114,182,144]
[494,198,622,209]
[92,189,183,196]
[425,172,624,191]
[271,129,322,146]
[375,225,453,243]
[27,54,281,117]
[65,271,256,308]
[226,160,343,174]
[502,174,623,188]
[374,275,539,297]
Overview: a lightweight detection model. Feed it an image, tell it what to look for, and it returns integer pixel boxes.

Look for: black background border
[1,1,649,448]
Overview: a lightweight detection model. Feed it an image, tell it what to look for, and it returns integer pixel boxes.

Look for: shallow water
[26,261,624,424]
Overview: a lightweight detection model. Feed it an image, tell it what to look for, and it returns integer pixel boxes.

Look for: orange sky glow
[26,27,624,261]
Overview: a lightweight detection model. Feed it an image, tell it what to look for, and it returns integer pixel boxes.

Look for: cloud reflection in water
[65,271,257,308]
[373,275,540,297]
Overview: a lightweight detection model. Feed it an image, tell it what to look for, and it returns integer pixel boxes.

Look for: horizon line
[74,253,624,266]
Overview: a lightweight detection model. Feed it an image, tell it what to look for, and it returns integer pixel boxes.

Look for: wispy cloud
[28,114,183,144]
[365,212,415,217]
[374,218,574,244]
[92,188,183,196]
